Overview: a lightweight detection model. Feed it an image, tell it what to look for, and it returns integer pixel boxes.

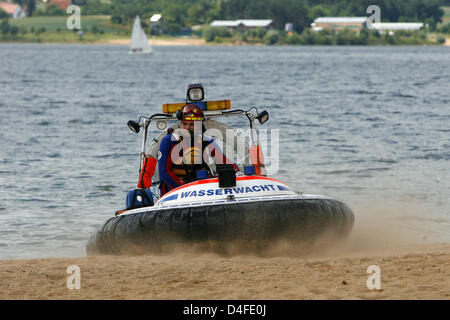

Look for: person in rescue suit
[158,104,238,196]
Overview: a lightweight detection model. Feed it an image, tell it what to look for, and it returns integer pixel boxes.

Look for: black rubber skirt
[86,198,354,255]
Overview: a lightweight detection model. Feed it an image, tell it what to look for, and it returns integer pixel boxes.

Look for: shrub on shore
[254,28,435,45]
[33,5,65,17]
[264,30,279,45]
[203,27,232,42]
[0,8,9,19]
[437,23,450,34]
[285,31,302,45]
[436,36,446,44]
[0,19,19,39]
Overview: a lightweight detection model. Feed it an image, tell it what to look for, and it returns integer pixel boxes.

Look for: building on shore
[311,17,367,32]
[285,23,294,32]
[0,1,26,18]
[210,19,273,32]
[370,22,424,33]
[311,17,424,34]
[150,13,165,35]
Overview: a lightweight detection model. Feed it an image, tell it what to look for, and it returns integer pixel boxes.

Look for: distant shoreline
[1,36,448,46]
[2,14,449,46]
[108,38,206,46]
[74,36,450,46]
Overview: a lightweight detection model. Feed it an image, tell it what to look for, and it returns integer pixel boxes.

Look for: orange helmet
[176,104,204,121]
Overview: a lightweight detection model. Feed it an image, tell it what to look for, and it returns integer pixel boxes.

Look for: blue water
[0,44,449,259]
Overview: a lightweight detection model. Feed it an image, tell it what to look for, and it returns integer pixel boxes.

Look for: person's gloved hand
[236,171,245,177]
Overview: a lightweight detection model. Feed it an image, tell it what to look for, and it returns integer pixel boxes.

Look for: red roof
[0,2,20,14]
[49,0,72,10]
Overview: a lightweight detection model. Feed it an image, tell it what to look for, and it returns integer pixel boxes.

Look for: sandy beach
[107,37,450,46]
[1,202,449,300]
[2,203,449,302]
[0,243,448,300]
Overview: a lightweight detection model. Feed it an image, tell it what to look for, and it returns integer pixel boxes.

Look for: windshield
[147,119,251,184]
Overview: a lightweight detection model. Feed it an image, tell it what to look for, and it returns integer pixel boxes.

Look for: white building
[311,17,424,33]
[211,20,240,28]
[311,17,367,32]
[211,19,273,31]
[370,22,424,32]
[0,1,26,19]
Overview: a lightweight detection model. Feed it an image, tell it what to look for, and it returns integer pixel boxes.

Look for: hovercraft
[87,85,354,255]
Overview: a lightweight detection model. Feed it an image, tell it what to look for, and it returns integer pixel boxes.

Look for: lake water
[0,44,449,260]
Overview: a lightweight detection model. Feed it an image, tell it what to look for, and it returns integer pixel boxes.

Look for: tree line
[73,0,446,34]
[203,26,444,45]
[2,0,447,34]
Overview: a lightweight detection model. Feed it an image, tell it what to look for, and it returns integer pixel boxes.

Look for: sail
[140,23,153,53]
[130,16,153,53]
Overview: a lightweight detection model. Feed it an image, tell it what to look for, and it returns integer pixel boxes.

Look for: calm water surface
[0,44,449,259]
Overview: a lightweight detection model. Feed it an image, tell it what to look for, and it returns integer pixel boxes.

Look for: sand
[1,239,449,300]
[108,38,206,46]
[1,202,449,300]
[109,37,450,47]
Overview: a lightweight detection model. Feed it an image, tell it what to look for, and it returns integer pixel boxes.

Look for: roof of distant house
[237,19,272,27]
[49,0,72,10]
[211,20,240,27]
[371,22,424,30]
[150,14,162,22]
[314,17,367,24]
[211,19,272,28]
[0,2,21,14]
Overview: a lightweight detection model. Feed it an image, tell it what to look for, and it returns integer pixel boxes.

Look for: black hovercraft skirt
[86,198,354,255]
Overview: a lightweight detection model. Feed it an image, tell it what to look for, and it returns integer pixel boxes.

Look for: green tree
[9,25,18,37]
[19,26,27,35]
[308,4,331,21]
[203,27,216,42]
[104,0,446,37]
[437,23,450,34]
[0,8,9,19]
[26,0,36,17]
[264,29,280,45]
[359,28,369,44]
[384,32,395,44]
[162,3,187,35]
[269,0,309,33]
[33,4,65,16]
[285,31,302,44]
[80,0,112,15]
[300,29,315,44]
[1,20,10,35]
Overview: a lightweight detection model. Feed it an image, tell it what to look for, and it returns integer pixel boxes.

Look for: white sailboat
[129,16,153,54]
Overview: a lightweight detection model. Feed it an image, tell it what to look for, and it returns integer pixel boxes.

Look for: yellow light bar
[162,100,230,113]
[206,100,231,111]
[162,102,185,114]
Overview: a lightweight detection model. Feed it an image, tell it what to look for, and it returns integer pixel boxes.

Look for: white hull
[119,176,330,215]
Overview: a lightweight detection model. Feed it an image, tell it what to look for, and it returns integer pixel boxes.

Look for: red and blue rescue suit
[158,132,237,196]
